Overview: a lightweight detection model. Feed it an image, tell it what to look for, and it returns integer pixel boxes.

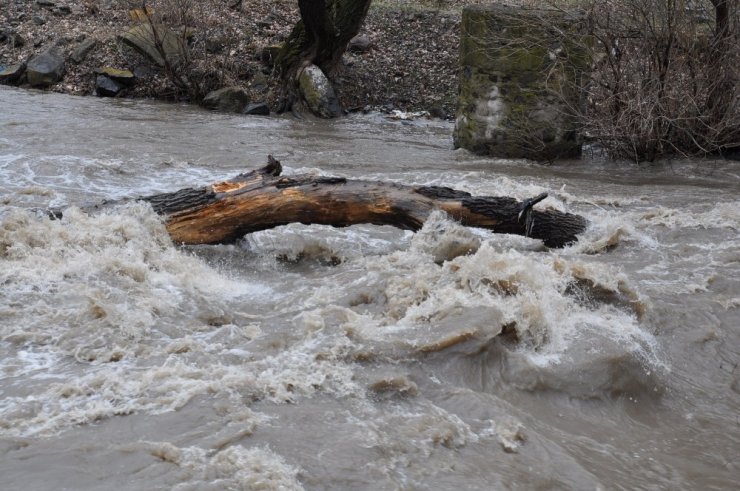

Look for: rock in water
[298,65,341,119]
[26,46,65,87]
[202,87,250,113]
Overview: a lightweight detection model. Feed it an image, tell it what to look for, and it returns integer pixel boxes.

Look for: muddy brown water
[1,86,739,490]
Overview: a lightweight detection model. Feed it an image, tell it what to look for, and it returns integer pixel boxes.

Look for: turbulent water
[1,86,738,490]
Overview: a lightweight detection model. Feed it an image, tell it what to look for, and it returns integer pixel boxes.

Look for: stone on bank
[96,67,135,86]
[202,86,251,113]
[454,5,587,161]
[298,64,341,119]
[71,37,97,64]
[0,63,26,85]
[0,27,24,48]
[244,102,270,116]
[94,67,135,97]
[95,75,124,97]
[26,46,66,87]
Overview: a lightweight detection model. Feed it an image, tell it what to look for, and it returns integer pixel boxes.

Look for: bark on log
[136,156,587,248]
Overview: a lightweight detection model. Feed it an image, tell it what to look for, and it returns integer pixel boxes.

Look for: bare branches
[123,0,242,101]
[512,0,739,161]
[576,0,740,161]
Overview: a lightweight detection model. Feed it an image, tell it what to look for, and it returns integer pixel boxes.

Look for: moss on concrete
[454,4,587,161]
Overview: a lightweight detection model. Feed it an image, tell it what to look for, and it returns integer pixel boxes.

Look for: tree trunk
[274,0,373,110]
[705,0,737,146]
[132,157,587,248]
[709,0,730,44]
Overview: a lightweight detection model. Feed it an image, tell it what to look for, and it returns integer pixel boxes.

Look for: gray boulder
[71,38,97,63]
[298,64,341,118]
[26,46,66,87]
[0,63,26,85]
[118,23,186,67]
[95,75,124,97]
[202,86,250,113]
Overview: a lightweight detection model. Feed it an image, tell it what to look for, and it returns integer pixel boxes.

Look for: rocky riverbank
[0,0,496,118]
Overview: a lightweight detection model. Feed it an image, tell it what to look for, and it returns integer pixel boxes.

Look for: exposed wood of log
[136,156,587,248]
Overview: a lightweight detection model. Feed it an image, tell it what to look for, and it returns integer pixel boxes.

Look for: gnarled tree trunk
[131,157,588,248]
[274,0,373,111]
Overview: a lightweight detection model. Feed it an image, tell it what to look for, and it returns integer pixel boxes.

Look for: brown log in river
[87,156,589,248]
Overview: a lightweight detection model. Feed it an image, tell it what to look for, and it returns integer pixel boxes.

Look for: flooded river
[1,86,739,490]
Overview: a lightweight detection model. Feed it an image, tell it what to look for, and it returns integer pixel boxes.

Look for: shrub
[572,0,739,161]
[123,0,242,101]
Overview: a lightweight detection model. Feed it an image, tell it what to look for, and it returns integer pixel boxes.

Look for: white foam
[0,152,228,207]
[0,332,362,436]
[0,204,293,435]
[632,201,740,230]
[144,442,304,490]
[331,216,664,377]
[243,224,402,263]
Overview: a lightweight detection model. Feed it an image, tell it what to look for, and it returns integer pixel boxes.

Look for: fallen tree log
[86,156,588,248]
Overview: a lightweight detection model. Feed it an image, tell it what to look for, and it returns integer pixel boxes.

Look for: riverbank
[0,0,499,118]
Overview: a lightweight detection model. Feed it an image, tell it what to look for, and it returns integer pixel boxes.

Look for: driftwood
[123,156,586,248]
[56,156,585,247]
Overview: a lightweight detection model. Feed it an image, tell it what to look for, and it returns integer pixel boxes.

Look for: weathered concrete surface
[454,5,587,161]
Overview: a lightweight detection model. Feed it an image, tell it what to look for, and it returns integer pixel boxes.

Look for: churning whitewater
[1,87,738,490]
